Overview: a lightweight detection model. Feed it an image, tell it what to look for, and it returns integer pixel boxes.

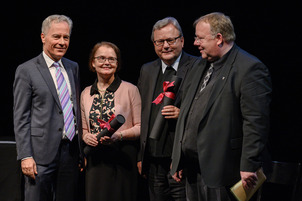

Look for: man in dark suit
[13,15,82,201]
[170,12,272,201]
[137,17,198,201]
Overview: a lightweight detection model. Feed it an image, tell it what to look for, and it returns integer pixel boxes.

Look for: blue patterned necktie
[53,62,75,141]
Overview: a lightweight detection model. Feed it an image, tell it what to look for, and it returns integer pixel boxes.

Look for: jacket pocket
[31,128,44,137]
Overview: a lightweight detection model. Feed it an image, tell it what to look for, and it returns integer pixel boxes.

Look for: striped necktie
[200,63,214,92]
[54,62,75,141]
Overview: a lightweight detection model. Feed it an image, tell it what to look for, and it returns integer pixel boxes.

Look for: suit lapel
[142,59,161,135]
[185,58,207,109]
[200,45,239,121]
[179,58,207,135]
[36,54,62,108]
[176,52,190,77]
[148,59,161,102]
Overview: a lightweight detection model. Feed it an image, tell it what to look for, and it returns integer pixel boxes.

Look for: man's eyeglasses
[94,56,117,64]
[153,35,182,47]
[194,34,215,44]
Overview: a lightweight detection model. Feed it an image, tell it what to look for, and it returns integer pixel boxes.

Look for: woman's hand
[100,132,121,145]
[83,133,98,147]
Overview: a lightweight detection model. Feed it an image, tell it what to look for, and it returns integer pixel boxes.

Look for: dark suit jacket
[137,51,199,173]
[171,45,272,187]
[13,53,82,165]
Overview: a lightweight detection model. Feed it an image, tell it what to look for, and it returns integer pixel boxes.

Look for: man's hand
[240,171,258,190]
[137,161,147,179]
[21,158,38,180]
[162,105,180,119]
[172,170,184,183]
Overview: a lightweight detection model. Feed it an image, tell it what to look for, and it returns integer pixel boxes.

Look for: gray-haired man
[137,17,199,201]
[13,14,82,201]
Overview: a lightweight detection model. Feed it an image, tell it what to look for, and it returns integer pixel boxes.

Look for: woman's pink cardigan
[80,80,141,140]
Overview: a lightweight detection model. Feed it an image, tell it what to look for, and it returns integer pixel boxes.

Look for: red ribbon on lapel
[97,114,116,133]
[152,81,176,105]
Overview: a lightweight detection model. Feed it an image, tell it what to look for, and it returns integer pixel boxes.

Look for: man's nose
[163,40,170,48]
[59,37,65,45]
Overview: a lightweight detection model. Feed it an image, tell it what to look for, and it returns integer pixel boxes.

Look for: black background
[2,0,301,164]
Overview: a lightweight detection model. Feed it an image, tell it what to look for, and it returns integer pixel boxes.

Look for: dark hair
[88,41,122,72]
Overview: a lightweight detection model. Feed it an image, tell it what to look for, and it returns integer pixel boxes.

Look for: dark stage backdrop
[2,0,301,164]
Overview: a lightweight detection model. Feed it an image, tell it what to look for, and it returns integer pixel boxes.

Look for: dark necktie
[53,62,75,141]
[164,66,176,79]
[200,63,214,92]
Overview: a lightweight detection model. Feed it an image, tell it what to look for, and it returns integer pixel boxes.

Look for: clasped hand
[83,132,120,146]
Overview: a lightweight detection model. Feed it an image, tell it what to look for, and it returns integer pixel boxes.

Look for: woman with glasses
[81,41,141,201]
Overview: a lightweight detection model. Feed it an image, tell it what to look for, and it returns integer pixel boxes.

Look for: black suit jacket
[13,53,82,165]
[137,51,199,173]
[171,45,272,187]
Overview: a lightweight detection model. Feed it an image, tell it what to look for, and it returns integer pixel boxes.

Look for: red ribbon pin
[152,81,176,105]
[97,114,116,133]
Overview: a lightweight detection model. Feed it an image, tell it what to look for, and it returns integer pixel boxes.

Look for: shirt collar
[42,51,64,68]
[90,75,122,96]
[161,52,182,73]
[211,47,233,70]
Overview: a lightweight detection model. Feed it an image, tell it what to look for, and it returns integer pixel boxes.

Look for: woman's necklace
[97,83,107,94]
[98,89,106,93]
[98,88,106,99]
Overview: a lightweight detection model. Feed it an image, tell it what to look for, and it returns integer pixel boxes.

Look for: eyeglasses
[94,56,117,64]
[194,35,215,44]
[194,36,203,44]
[153,35,182,47]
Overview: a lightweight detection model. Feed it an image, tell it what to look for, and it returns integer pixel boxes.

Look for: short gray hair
[151,17,183,41]
[41,14,73,35]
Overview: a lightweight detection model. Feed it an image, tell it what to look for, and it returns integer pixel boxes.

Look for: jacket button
[59,111,63,114]
[59,128,62,131]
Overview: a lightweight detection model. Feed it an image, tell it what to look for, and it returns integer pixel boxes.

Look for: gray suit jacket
[13,53,82,165]
[137,51,199,173]
[171,45,272,187]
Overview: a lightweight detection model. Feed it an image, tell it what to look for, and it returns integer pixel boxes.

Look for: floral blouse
[89,76,121,135]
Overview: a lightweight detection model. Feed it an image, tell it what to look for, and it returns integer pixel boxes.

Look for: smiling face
[41,21,70,61]
[194,21,221,62]
[153,24,184,66]
[92,45,118,79]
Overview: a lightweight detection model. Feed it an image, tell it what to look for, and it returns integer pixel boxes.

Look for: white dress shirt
[161,52,182,73]
[42,51,74,138]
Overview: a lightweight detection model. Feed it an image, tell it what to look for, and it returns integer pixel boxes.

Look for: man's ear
[216,33,223,47]
[41,33,46,44]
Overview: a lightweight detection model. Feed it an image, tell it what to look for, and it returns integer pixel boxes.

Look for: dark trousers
[185,167,235,201]
[24,139,79,201]
[148,157,186,201]
[184,160,257,201]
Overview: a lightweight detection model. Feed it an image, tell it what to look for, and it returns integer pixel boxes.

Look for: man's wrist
[21,156,33,161]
